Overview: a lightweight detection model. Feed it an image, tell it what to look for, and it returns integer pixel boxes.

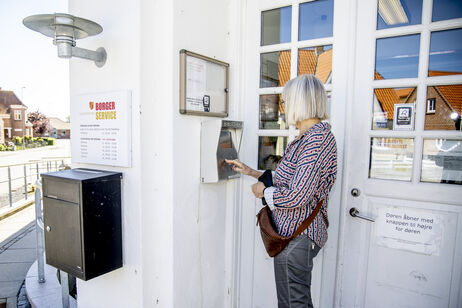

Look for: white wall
[69,0,143,307]
[69,0,246,307]
[170,1,242,307]
[139,0,175,306]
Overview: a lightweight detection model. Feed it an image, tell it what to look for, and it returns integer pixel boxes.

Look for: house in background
[48,117,70,139]
[0,88,33,143]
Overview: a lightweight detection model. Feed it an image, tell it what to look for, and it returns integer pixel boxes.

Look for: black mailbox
[41,168,122,281]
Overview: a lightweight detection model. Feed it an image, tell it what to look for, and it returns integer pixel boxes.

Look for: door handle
[349,207,375,222]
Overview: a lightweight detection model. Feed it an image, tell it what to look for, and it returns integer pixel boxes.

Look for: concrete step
[25,261,76,308]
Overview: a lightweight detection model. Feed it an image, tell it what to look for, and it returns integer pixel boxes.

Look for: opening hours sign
[71,90,132,167]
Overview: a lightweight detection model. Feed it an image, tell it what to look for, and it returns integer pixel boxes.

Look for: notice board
[179,49,229,117]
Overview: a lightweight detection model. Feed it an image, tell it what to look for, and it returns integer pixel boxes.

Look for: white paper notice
[71,90,132,167]
[186,56,207,112]
[375,207,443,255]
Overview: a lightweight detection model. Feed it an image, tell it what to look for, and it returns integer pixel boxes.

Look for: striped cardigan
[264,122,337,247]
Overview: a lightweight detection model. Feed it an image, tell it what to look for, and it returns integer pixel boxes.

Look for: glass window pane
[421,139,462,184]
[369,137,414,181]
[372,87,416,130]
[375,34,420,80]
[298,45,333,84]
[429,29,462,77]
[260,51,291,88]
[299,0,334,41]
[425,84,462,130]
[258,136,288,170]
[432,0,462,22]
[259,95,287,130]
[261,6,292,46]
[377,0,423,30]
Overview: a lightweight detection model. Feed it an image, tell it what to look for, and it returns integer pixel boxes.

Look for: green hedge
[0,137,56,151]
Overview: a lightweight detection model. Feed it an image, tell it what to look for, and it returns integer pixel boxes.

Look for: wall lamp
[23,13,107,67]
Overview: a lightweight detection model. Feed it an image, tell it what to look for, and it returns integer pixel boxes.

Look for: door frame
[238,0,354,307]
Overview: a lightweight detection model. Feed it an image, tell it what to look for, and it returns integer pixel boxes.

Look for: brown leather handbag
[256,200,324,257]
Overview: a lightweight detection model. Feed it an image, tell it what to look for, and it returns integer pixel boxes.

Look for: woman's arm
[225,159,263,179]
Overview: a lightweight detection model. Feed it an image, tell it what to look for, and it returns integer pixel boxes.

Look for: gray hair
[282,74,328,125]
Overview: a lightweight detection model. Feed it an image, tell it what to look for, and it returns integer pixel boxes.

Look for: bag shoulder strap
[291,199,324,239]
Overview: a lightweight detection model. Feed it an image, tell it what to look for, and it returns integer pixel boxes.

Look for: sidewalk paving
[0,210,37,308]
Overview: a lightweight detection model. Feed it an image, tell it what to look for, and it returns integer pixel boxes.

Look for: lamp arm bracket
[72,46,107,67]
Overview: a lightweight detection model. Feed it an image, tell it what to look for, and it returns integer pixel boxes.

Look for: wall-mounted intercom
[41,168,122,281]
[201,119,243,183]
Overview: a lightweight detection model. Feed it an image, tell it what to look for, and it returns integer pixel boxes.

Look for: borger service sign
[71,90,132,167]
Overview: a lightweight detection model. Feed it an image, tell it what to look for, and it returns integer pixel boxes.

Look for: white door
[338,0,462,307]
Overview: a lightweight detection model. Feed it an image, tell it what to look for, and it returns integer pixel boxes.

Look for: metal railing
[0,158,71,208]
[34,180,45,284]
[34,178,70,308]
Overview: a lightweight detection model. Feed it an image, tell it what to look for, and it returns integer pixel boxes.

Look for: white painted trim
[333,0,360,305]
[259,43,292,53]
[296,37,334,49]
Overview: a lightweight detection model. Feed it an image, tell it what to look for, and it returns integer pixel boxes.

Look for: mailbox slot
[43,179,80,204]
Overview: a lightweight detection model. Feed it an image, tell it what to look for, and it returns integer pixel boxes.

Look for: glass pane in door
[425,84,462,130]
[428,29,462,77]
[421,139,462,184]
[375,34,420,79]
[258,136,288,170]
[432,0,462,22]
[261,6,292,46]
[299,0,334,41]
[377,0,423,30]
[260,51,291,88]
[372,87,417,130]
[259,94,287,130]
[298,45,333,84]
[369,137,414,181]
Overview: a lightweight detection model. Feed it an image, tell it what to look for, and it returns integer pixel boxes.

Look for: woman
[226,74,337,308]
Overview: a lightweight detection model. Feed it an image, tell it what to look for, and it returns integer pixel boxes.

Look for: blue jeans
[274,234,321,308]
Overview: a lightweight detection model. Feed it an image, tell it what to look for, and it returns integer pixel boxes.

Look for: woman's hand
[225,159,262,178]
[251,182,265,199]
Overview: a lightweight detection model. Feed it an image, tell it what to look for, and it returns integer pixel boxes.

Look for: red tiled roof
[427,71,462,113]
[395,88,413,100]
[297,48,333,83]
[315,48,332,83]
[374,88,400,119]
[374,72,415,119]
[297,49,317,75]
[0,90,26,114]
[428,70,461,77]
[434,84,462,114]
[49,117,70,130]
[278,51,291,87]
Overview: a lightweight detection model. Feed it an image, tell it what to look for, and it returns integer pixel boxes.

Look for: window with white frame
[258,0,335,170]
[14,110,22,120]
[426,98,436,114]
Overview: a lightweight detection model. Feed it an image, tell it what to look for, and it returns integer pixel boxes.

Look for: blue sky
[0,0,69,120]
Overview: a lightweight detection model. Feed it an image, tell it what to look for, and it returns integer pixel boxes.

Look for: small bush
[46,138,56,146]
[24,136,32,144]
[13,136,22,145]
[0,144,6,151]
